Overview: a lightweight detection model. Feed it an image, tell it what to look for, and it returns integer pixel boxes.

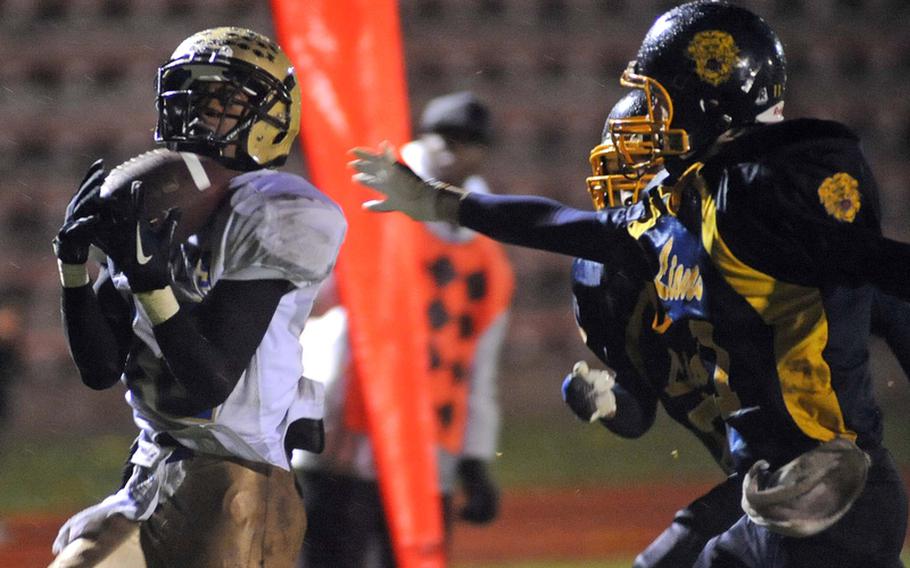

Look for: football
[100,148,239,242]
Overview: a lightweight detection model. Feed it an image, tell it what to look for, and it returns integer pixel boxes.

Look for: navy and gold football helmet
[612,1,786,175]
[587,91,661,210]
[155,27,301,171]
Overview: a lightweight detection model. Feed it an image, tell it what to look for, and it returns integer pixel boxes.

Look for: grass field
[2,403,909,513]
[2,391,908,566]
[0,410,734,515]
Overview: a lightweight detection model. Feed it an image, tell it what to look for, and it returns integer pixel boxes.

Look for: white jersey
[113,170,347,470]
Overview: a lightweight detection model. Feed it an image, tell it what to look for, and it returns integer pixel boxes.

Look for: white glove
[561,361,617,422]
[349,144,467,222]
[741,437,870,538]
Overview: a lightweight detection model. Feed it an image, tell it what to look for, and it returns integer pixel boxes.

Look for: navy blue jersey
[460,119,910,472]
[571,257,731,471]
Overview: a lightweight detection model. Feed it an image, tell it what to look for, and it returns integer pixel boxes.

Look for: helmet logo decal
[686,31,740,86]
[817,173,861,223]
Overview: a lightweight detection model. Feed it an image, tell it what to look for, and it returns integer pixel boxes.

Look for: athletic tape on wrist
[135,287,180,325]
[58,260,90,288]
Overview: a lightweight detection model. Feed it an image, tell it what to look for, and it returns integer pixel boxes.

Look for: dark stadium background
[0,1,907,566]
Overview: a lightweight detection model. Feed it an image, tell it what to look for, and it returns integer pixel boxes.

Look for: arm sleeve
[600,319,660,439]
[152,278,291,414]
[458,193,635,263]
[831,233,910,300]
[870,287,910,379]
[462,312,509,460]
[61,266,132,390]
[599,382,658,438]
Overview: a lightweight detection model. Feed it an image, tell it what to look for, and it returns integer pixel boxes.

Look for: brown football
[100,149,239,242]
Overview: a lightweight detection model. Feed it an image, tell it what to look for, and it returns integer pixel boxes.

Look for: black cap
[418,91,492,146]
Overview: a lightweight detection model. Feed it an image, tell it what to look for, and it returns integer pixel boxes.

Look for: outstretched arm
[458,193,632,264]
[350,145,635,264]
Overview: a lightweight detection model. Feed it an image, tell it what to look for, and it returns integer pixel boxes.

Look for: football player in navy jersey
[570,89,910,568]
[351,2,908,566]
[562,92,742,568]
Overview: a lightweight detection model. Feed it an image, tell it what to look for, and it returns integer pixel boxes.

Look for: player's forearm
[598,383,657,438]
[61,285,126,390]
[140,279,288,412]
[458,193,629,263]
[150,308,238,410]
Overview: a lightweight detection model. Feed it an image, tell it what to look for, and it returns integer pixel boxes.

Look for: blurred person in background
[294,91,513,568]
[0,287,28,544]
[0,288,27,439]
[48,27,346,567]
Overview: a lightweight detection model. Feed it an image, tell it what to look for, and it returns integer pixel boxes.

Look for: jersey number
[665,320,741,433]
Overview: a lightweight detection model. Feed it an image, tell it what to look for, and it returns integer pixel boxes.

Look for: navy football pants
[694,447,907,568]
[634,473,744,568]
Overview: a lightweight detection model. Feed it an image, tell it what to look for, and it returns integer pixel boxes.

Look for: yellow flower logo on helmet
[818,172,861,223]
[686,30,740,86]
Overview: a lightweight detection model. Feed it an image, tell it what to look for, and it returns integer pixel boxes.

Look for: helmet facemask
[587,89,669,210]
[603,63,690,186]
[586,138,656,210]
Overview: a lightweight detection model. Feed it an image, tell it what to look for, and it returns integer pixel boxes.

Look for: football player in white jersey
[49,28,346,568]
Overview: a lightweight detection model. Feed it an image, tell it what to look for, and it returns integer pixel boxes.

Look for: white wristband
[58,261,90,288]
[135,287,180,325]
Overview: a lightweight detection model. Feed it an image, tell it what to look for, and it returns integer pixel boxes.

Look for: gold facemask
[585,136,656,210]
[606,63,690,179]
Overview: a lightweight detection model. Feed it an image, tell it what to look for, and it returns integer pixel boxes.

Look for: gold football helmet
[155,27,301,171]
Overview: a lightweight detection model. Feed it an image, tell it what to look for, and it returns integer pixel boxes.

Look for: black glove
[53,160,106,264]
[457,458,499,524]
[93,181,181,293]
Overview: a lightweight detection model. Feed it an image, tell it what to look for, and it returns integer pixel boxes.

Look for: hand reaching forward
[349,144,467,223]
